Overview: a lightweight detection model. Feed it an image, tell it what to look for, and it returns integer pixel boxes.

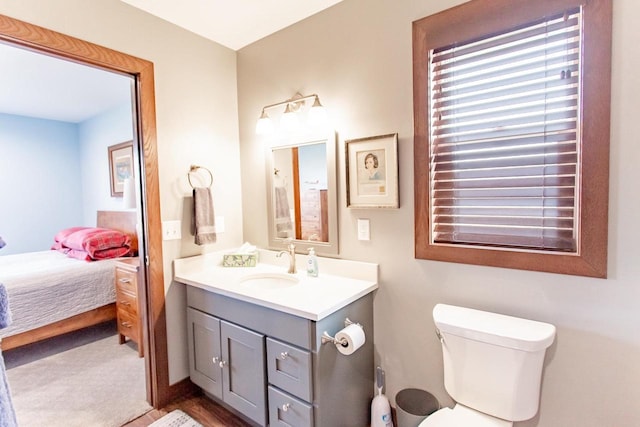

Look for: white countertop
[173,250,378,321]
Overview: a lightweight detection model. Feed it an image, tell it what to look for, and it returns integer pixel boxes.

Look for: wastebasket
[395,388,439,427]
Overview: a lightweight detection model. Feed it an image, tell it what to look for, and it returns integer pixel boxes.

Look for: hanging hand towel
[274,186,293,235]
[192,187,217,245]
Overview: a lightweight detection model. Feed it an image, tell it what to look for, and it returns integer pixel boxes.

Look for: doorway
[0,13,172,407]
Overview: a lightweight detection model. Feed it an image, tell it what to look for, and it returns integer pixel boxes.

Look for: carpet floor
[4,321,151,427]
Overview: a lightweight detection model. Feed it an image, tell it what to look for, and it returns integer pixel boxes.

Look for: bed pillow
[61,227,131,258]
[64,246,131,261]
[51,241,68,252]
[53,226,91,243]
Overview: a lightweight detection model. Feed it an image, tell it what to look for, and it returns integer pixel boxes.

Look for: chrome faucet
[277,242,297,274]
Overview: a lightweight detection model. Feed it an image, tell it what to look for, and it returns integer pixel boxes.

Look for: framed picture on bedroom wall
[108,141,134,197]
[346,133,399,208]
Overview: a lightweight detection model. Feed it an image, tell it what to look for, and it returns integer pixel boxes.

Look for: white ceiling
[0,43,132,123]
[120,0,345,51]
[1,1,343,123]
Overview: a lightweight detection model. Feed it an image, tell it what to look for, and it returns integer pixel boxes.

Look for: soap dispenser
[307,248,319,277]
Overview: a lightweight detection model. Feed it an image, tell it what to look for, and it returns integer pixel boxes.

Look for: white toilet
[420,304,556,427]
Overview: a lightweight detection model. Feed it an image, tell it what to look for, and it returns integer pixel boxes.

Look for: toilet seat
[419,404,513,427]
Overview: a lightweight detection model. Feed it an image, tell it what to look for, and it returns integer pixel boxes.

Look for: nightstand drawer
[117,308,139,342]
[115,268,137,294]
[116,288,138,316]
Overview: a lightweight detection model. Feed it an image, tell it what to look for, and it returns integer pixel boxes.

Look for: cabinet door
[187,308,222,398]
[221,320,267,426]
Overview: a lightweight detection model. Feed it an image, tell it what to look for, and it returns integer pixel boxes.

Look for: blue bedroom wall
[78,103,134,225]
[0,113,83,255]
[0,103,133,256]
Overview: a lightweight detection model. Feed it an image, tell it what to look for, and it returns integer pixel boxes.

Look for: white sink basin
[239,273,300,290]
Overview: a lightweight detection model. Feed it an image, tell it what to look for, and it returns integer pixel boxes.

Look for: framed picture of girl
[346,133,399,208]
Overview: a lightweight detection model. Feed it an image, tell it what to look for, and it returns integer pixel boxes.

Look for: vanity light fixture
[255,92,327,135]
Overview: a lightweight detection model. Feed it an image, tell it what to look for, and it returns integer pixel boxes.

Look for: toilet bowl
[419,404,512,427]
[424,304,555,427]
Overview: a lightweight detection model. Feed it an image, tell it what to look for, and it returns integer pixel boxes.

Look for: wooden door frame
[0,13,179,408]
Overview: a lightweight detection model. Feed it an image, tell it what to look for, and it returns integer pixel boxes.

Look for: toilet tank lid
[433,304,556,352]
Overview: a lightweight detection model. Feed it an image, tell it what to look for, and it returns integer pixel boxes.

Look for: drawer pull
[279,351,288,360]
[119,278,132,284]
[121,321,132,328]
[120,300,131,306]
[281,403,291,412]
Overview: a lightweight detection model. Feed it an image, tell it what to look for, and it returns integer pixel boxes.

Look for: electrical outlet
[162,220,182,240]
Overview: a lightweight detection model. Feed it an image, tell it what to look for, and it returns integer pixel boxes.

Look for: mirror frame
[266,131,339,256]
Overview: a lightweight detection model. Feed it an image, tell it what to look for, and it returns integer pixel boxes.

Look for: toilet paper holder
[321,318,361,346]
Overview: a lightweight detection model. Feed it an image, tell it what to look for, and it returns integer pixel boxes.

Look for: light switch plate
[357,218,370,241]
[215,216,225,233]
[162,220,182,240]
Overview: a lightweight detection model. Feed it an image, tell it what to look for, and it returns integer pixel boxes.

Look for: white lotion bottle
[371,367,393,427]
[307,248,319,277]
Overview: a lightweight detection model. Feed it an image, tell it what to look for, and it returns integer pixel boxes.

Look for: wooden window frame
[413,0,612,278]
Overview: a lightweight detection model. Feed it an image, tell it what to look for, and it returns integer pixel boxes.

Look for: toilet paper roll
[335,323,365,356]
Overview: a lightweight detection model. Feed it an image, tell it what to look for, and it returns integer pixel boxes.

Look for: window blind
[428,8,582,252]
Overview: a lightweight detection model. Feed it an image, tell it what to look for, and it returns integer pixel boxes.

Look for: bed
[0,210,138,351]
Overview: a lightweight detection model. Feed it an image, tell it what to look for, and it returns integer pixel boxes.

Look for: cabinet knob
[212,356,219,364]
[281,403,291,412]
[279,351,288,360]
[218,359,227,368]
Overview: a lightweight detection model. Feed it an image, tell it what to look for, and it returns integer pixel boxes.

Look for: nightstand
[114,257,143,357]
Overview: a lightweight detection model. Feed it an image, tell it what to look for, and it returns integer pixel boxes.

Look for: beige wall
[238,1,640,426]
[0,0,244,382]
[3,0,639,425]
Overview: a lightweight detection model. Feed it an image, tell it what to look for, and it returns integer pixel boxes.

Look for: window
[413,0,612,278]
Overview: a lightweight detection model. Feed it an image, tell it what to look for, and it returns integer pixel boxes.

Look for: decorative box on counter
[222,251,259,267]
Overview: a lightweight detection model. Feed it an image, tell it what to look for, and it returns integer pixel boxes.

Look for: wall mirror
[266,131,339,256]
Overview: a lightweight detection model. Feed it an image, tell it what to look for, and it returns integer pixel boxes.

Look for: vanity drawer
[267,337,312,402]
[268,385,313,427]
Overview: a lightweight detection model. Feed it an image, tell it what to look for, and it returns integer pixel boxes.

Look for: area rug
[150,410,203,427]
[5,324,151,427]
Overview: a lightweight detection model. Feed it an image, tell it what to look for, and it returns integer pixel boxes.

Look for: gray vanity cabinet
[187,307,267,426]
[186,285,374,427]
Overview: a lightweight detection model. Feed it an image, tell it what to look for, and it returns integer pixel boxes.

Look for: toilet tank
[433,304,555,422]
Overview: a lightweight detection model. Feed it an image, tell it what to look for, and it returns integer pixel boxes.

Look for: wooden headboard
[97,210,139,255]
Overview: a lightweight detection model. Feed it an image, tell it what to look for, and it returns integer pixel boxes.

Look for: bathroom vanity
[174,250,378,427]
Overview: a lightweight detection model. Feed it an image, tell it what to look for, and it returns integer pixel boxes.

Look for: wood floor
[122,391,251,427]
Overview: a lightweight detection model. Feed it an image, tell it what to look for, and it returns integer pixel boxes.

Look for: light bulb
[308,96,328,127]
[255,110,274,135]
[280,103,300,132]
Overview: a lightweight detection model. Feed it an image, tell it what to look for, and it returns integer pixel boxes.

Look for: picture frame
[346,133,399,208]
[108,141,134,197]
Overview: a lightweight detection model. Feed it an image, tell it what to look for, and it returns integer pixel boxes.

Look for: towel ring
[188,165,213,188]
